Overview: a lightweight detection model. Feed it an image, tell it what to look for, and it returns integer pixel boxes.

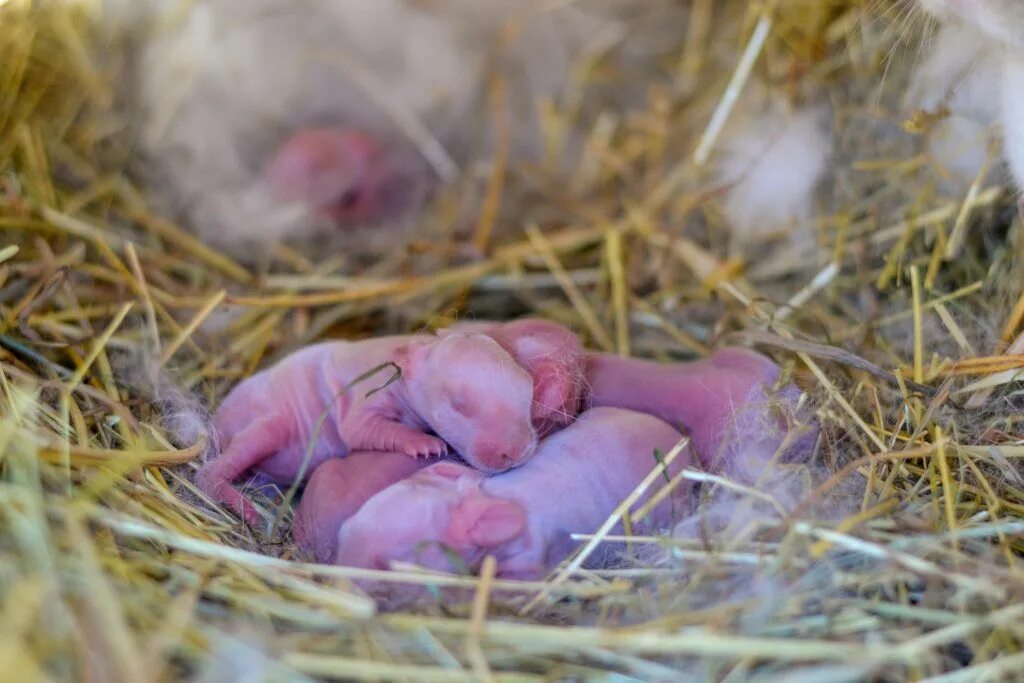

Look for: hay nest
[2,0,1024,680]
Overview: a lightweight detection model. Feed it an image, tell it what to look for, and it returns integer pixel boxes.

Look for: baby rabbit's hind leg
[197,417,291,524]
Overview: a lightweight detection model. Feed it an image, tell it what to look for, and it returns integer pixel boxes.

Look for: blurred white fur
[620,459,862,643]
[117,0,479,251]
[712,88,830,249]
[114,346,214,455]
[914,0,1024,195]
[191,632,278,683]
[104,0,670,254]
[1005,58,1024,194]
[905,24,1003,191]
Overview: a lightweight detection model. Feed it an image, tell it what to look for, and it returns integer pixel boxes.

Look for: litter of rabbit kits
[3,0,1024,680]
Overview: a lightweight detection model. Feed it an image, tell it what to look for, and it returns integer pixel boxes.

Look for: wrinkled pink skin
[334,407,691,581]
[584,348,816,482]
[447,319,586,436]
[197,332,537,524]
[265,128,384,223]
[293,451,433,562]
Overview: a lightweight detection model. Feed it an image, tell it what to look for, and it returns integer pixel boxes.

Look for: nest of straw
[3,0,1024,680]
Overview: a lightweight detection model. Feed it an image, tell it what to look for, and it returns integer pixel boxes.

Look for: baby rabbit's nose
[472,442,514,472]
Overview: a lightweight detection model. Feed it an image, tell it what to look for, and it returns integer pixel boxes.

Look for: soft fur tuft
[107,0,675,257]
[113,345,216,458]
[712,88,831,250]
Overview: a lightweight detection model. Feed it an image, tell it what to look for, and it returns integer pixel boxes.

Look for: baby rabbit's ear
[456,496,526,548]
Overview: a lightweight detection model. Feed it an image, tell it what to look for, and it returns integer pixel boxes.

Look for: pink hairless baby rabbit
[198,331,537,524]
[450,319,813,472]
[333,407,691,581]
[293,451,433,562]
[452,318,813,475]
[584,347,815,482]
